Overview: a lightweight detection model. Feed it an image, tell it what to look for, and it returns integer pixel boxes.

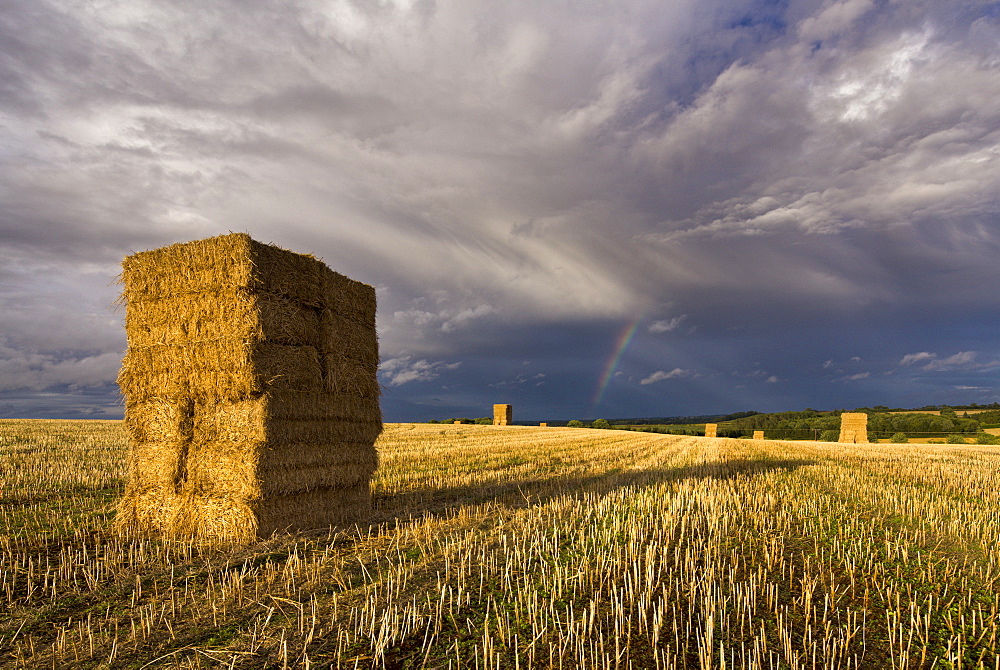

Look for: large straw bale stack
[114,233,381,544]
[493,404,512,426]
[752,430,764,440]
[838,413,868,444]
[704,423,717,438]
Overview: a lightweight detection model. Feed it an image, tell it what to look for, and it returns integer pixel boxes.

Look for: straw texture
[704,423,717,438]
[493,404,512,426]
[114,233,381,544]
[838,413,868,444]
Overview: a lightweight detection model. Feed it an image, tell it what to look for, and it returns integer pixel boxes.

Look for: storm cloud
[2,0,999,420]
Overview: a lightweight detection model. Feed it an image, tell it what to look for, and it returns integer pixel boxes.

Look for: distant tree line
[853,403,1000,412]
[564,419,611,428]
[608,411,760,425]
[727,409,983,440]
[425,405,1000,438]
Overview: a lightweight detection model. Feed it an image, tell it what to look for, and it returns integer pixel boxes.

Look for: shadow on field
[368,457,815,525]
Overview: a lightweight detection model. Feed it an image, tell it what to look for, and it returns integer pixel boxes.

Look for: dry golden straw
[5,422,1000,666]
[838,412,869,444]
[493,404,512,426]
[114,233,382,544]
[704,423,718,438]
[753,430,764,440]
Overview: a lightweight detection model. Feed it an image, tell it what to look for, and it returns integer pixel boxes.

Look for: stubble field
[1,419,998,668]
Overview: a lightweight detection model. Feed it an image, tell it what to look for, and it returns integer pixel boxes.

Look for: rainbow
[591,318,642,409]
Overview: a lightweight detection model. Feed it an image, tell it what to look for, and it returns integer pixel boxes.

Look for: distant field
[2,420,999,668]
[888,409,994,416]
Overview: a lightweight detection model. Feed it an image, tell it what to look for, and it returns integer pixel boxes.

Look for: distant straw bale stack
[539,423,548,427]
[704,423,718,438]
[752,430,764,440]
[114,233,382,544]
[838,413,868,444]
[493,404,512,426]
[453,421,462,425]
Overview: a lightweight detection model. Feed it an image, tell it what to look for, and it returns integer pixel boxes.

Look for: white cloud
[765,375,780,383]
[649,315,687,333]
[392,310,437,327]
[831,371,871,383]
[640,368,690,385]
[392,304,497,333]
[900,352,936,366]
[899,351,980,371]
[923,351,977,371]
[442,305,497,332]
[378,356,461,386]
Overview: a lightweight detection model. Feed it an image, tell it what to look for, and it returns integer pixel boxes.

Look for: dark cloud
[2,0,999,419]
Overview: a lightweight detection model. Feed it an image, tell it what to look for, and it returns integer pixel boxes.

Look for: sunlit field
[1,419,999,668]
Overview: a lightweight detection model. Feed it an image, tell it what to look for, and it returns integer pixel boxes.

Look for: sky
[2,0,999,422]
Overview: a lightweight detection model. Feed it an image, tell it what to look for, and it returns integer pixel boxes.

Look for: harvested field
[2,419,999,668]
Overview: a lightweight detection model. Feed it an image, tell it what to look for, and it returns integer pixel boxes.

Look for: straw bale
[269,461,377,492]
[168,494,259,544]
[118,484,372,544]
[117,446,377,541]
[259,462,375,497]
[248,237,329,307]
[120,233,329,307]
[752,430,764,440]
[255,484,371,536]
[125,441,186,491]
[184,439,377,497]
[493,404,512,426]
[704,423,717,438]
[124,399,193,443]
[197,391,379,422]
[320,273,377,326]
[119,234,255,298]
[322,355,381,398]
[222,417,381,445]
[838,413,868,443]
[115,233,381,544]
[125,291,320,348]
[116,491,253,544]
[183,442,259,497]
[191,393,381,444]
[319,312,378,364]
[454,421,462,424]
[257,441,377,470]
[539,423,547,427]
[116,490,184,537]
[118,341,324,401]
